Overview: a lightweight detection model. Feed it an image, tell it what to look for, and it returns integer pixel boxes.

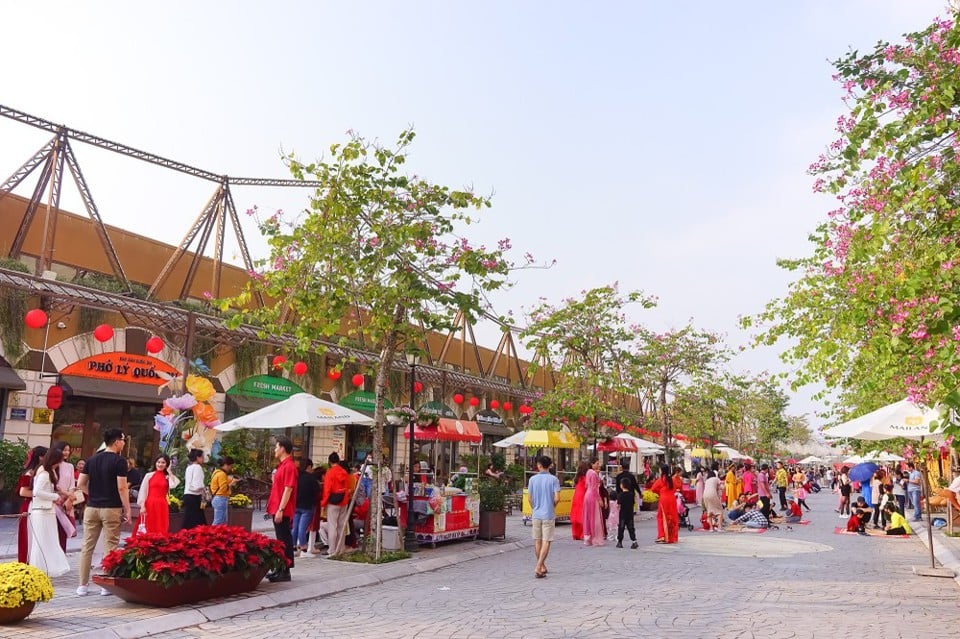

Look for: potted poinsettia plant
[0,562,54,624]
[93,525,287,607]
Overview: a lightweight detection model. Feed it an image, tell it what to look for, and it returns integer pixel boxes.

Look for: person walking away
[266,436,297,582]
[136,454,178,534]
[569,462,589,541]
[614,457,641,549]
[52,442,76,552]
[322,451,351,557]
[756,463,773,519]
[906,462,923,522]
[209,456,237,525]
[775,462,789,511]
[702,470,724,531]
[28,447,71,577]
[581,458,605,546]
[652,464,681,543]
[293,458,319,556]
[528,455,560,578]
[17,446,48,563]
[77,428,130,596]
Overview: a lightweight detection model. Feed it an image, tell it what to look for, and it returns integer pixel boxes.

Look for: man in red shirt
[266,436,297,582]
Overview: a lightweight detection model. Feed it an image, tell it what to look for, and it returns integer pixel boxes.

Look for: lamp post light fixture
[404,352,421,552]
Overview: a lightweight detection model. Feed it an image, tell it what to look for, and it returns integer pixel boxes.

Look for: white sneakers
[76,584,110,596]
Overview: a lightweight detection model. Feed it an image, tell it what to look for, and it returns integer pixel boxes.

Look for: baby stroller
[676,490,695,531]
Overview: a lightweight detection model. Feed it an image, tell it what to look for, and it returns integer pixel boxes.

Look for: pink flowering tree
[743,11,960,442]
[220,130,538,547]
[520,285,656,440]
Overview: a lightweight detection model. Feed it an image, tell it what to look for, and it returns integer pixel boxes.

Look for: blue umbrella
[848,462,879,483]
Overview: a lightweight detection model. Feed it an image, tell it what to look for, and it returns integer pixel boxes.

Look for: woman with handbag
[136,454,179,535]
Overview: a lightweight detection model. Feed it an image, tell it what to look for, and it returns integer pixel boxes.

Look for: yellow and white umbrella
[492,429,581,449]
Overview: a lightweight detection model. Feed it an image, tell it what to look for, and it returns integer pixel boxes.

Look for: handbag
[136,511,147,535]
[73,488,86,504]
[328,491,345,505]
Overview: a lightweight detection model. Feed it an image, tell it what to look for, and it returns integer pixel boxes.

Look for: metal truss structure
[0,105,551,398]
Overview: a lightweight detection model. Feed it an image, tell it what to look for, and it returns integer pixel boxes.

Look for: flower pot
[228,508,254,531]
[92,566,270,608]
[477,510,507,540]
[0,601,35,624]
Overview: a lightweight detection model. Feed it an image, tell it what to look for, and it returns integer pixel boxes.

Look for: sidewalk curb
[63,537,534,639]
[912,524,960,587]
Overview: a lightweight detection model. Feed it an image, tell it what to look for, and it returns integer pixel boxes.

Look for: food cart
[492,429,581,525]
[401,418,483,546]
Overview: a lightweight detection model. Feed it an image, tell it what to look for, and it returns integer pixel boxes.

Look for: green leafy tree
[628,326,729,459]
[520,285,655,439]
[743,10,960,441]
[221,130,534,551]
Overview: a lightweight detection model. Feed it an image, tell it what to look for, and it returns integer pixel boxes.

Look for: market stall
[400,418,482,545]
[492,429,581,525]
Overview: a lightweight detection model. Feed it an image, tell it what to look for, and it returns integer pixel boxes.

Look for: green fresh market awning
[418,401,457,418]
[339,390,393,416]
[227,375,304,401]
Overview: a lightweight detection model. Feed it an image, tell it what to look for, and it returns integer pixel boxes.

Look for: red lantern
[24,309,47,329]
[490,400,500,409]
[93,324,114,342]
[452,393,464,405]
[293,361,308,376]
[413,381,423,394]
[502,401,512,411]
[352,373,364,388]
[327,369,342,381]
[469,397,480,407]
[145,336,164,354]
[46,385,63,410]
[271,355,287,369]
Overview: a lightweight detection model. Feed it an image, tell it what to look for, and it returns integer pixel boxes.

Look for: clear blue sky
[0,1,948,427]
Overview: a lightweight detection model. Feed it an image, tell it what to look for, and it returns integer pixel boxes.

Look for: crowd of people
[16,430,383,589]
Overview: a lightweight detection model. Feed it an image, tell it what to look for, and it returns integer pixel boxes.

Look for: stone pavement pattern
[3,490,960,639]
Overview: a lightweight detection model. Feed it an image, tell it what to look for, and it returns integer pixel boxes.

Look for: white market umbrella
[822,399,945,441]
[215,392,375,432]
[798,455,824,464]
[715,443,752,461]
[612,433,664,454]
[860,450,906,463]
[843,454,864,464]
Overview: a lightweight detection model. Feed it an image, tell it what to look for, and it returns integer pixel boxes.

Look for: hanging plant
[0,258,30,362]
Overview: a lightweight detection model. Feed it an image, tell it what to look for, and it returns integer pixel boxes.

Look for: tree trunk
[366,303,406,560]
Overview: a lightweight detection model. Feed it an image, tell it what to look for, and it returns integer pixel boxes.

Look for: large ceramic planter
[0,602,35,624]
[228,508,254,531]
[92,566,270,608]
[477,510,507,540]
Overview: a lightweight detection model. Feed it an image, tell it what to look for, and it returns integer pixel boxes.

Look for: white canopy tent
[798,455,824,465]
[714,443,752,461]
[215,392,375,431]
[822,399,945,441]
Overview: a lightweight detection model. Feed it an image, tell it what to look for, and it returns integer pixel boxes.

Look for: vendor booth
[492,429,581,525]
[401,418,482,545]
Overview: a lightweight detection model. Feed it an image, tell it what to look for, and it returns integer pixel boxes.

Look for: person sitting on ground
[728,502,769,530]
[868,502,912,536]
[851,496,873,516]
[783,497,803,523]
[727,499,746,522]
[846,508,870,534]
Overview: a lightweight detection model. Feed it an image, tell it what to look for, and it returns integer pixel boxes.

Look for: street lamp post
[404,352,420,552]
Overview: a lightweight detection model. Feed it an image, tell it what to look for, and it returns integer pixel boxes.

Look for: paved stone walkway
[2,491,959,638]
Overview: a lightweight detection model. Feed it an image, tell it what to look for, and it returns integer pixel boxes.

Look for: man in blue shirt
[528,455,560,578]
[907,462,924,522]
